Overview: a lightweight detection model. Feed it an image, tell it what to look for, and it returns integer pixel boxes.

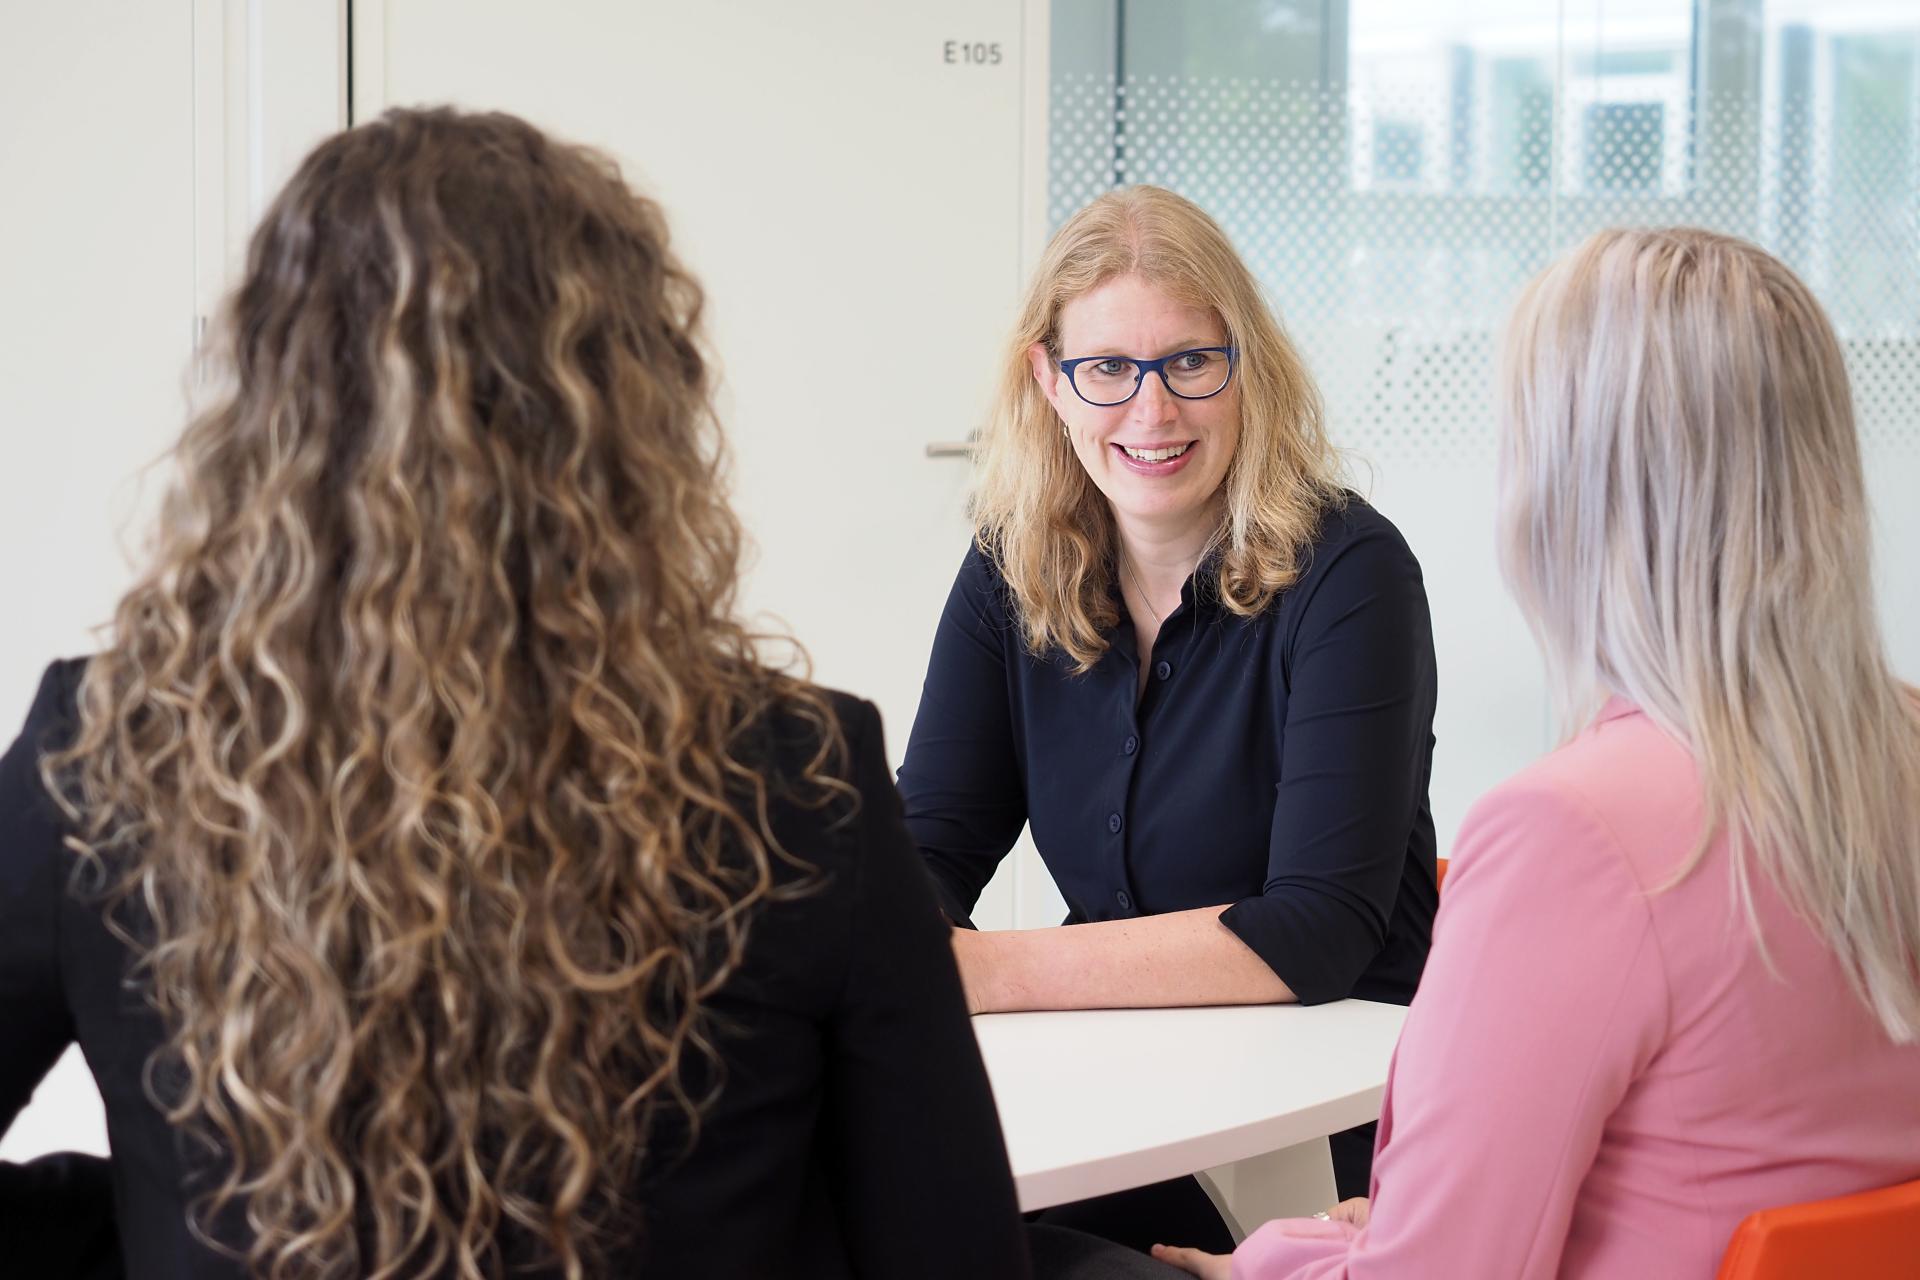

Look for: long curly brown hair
[40,107,846,1279]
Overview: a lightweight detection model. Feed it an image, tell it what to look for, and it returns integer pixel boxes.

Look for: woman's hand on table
[1329,1196,1371,1227]
[1151,1199,1368,1277]
[1150,1243,1231,1278]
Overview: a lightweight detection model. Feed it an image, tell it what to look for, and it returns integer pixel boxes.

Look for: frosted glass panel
[1051,0,1920,457]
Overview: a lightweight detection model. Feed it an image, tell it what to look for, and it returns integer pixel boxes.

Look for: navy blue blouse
[897,498,1438,1007]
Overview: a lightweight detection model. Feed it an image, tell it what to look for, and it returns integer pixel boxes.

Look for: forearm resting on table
[954,906,1297,1012]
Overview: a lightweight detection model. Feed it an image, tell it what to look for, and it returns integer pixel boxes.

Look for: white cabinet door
[355,0,1057,927]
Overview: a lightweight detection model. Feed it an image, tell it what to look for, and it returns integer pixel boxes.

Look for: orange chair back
[1715,1177,1920,1280]
[1435,856,1449,891]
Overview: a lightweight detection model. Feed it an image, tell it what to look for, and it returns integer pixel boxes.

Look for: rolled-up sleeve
[1219,528,1437,1004]
[895,547,1029,927]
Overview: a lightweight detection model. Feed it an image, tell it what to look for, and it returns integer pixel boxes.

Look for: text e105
[944,40,1003,66]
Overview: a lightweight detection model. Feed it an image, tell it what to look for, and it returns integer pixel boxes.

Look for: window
[1050,0,1920,456]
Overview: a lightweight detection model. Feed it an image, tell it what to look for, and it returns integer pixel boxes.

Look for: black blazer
[0,659,1031,1279]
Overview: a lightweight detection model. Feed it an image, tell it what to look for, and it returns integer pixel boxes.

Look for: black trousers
[1329,1120,1377,1202]
[1025,1120,1377,1256]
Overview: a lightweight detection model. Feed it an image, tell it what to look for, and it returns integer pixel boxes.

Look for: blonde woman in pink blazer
[1088,229,1920,1279]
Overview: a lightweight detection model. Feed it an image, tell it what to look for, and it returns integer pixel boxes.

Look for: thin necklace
[1121,554,1167,627]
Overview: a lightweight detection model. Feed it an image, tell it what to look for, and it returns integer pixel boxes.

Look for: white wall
[2,7,193,739]
[1,0,347,726]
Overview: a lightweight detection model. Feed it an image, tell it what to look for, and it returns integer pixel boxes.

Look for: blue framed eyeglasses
[1056,346,1239,407]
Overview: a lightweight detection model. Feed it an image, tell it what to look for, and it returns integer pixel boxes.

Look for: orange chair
[1435,856,1449,891]
[1715,1177,1920,1279]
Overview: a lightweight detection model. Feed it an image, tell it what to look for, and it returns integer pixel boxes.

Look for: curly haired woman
[0,108,1029,1280]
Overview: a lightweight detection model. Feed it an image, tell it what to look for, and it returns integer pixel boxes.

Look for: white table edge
[1011,1081,1388,1213]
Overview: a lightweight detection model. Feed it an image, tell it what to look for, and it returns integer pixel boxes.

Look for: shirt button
[1123,734,1139,755]
[1154,660,1172,681]
[1107,812,1123,834]
[1116,890,1133,911]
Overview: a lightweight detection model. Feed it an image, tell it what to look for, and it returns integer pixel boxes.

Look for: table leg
[1197,1137,1337,1244]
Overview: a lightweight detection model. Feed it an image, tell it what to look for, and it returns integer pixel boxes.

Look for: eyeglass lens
[1071,349,1231,405]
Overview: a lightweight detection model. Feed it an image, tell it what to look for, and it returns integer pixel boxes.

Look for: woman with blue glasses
[897,185,1440,1257]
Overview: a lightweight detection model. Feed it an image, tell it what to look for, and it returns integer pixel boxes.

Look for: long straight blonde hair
[1499,226,1920,1042]
[972,186,1343,671]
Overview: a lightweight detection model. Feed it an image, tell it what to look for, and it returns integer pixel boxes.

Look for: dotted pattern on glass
[1047,62,1920,461]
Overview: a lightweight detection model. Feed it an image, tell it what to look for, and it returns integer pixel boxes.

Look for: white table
[974,1000,1407,1237]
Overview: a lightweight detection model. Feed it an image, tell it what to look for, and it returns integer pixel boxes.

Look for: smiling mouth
[1117,441,1194,463]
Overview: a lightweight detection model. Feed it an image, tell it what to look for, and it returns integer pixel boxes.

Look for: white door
[353,0,1063,928]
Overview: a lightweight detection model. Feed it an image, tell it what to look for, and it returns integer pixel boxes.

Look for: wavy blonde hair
[40,108,849,1277]
[1499,226,1920,1043]
[972,186,1343,671]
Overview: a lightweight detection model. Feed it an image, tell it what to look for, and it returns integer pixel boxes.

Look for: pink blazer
[1235,700,1920,1279]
